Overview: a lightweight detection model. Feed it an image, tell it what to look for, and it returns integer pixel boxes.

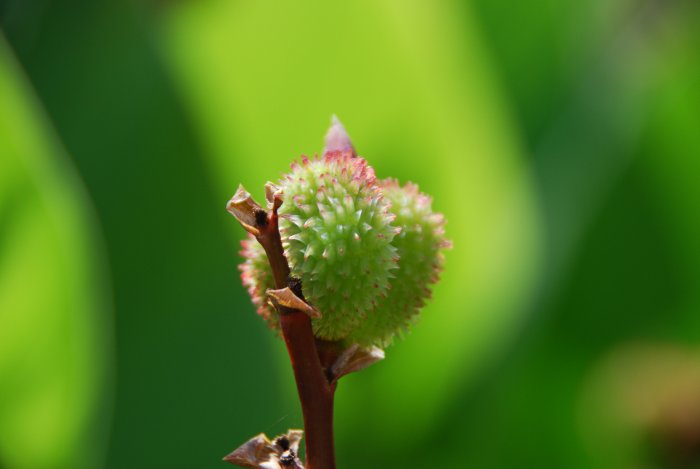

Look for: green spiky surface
[278,152,400,340]
[237,152,449,346]
[347,179,449,347]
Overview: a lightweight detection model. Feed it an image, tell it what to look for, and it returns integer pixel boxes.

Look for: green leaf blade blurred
[1,0,699,467]
[160,1,542,463]
[0,34,111,469]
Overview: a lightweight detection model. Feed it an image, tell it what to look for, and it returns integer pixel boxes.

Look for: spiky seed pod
[239,234,278,329]
[234,118,449,346]
[278,152,400,340]
[237,177,449,346]
[348,179,450,347]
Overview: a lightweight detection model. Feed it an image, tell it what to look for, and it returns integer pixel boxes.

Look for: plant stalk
[280,313,336,469]
[256,206,337,469]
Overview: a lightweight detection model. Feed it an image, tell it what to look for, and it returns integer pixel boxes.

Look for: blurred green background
[1,0,699,468]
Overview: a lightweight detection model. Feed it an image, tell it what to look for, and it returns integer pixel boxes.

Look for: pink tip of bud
[323,115,356,156]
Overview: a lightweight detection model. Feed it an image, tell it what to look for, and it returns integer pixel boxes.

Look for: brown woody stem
[255,205,337,469]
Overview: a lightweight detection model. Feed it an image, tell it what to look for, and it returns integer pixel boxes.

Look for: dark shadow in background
[1,2,286,467]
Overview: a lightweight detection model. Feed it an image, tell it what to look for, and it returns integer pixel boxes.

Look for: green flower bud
[236,119,449,347]
[347,179,450,347]
[278,152,400,340]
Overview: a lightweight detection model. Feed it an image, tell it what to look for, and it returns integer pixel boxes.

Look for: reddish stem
[280,313,336,469]
[256,207,337,469]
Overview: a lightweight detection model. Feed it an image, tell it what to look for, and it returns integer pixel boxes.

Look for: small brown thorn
[267,287,322,319]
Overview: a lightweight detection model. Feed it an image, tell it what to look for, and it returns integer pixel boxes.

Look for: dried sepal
[264,181,283,211]
[227,184,266,236]
[223,433,276,468]
[267,287,322,319]
[224,430,304,469]
[330,343,385,382]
